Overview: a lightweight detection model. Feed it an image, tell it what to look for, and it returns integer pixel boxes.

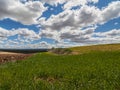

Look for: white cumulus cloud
[0,0,47,25]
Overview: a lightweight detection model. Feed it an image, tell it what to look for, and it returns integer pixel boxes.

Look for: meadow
[0,44,120,90]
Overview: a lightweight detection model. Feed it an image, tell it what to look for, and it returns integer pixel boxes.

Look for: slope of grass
[70,44,120,54]
[0,44,120,90]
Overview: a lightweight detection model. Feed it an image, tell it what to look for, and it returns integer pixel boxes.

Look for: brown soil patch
[0,52,32,63]
[71,51,80,55]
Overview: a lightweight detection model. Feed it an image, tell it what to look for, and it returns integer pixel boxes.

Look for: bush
[50,48,72,55]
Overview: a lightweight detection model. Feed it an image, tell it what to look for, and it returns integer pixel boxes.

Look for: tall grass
[0,50,120,90]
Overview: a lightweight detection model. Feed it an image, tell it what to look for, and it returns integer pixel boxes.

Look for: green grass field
[0,44,120,90]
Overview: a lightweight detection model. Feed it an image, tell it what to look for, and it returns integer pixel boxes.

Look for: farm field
[0,44,120,90]
[0,53,32,63]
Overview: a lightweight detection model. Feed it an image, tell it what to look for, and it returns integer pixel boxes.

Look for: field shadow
[0,49,49,54]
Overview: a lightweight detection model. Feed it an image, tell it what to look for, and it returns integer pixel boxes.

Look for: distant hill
[0,48,49,54]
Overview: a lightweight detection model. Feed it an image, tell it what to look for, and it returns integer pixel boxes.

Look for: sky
[0,0,120,49]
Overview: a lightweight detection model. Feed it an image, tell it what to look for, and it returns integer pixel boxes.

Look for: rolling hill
[0,44,120,90]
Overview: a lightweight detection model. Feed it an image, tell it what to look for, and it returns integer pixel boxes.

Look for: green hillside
[0,44,120,90]
[70,44,120,54]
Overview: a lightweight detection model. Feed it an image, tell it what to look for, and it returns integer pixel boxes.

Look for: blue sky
[0,0,120,48]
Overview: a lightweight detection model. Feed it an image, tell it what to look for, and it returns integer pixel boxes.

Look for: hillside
[0,44,120,90]
[70,43,120,54]
[49,44,120,55]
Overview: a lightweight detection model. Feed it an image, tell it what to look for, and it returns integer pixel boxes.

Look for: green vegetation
[0,44,120,90]
[50,48,72,55]
[70,44,120,54]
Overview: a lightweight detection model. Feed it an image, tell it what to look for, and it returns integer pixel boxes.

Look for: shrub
[50,48,72,55]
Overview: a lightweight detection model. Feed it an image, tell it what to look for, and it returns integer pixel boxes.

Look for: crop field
[0,44,120,90]
[0,53,32,63]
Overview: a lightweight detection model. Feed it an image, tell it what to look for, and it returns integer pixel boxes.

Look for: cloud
[70,29,120,44]
[101,1,120,24]
[38,1,120,45]
[63,0,99,10]
[0,27,40,41]
[0,0,120,48]
[39,26,96,43]
[39,0,99,7]
[0,41,4,44]
[40,6,100,31]
[95,29,120,37]
[39,41,52,48]
[60,27,95,40]
[40,25,120,45]
[40,1,120,31]
[0,0,47,25]
[114,22,118,25]
[0,41,52,49]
